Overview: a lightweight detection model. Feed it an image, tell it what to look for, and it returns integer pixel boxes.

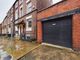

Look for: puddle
[0,38,39,60]
[0,48,12,60]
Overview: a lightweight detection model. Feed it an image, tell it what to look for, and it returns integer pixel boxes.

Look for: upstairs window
[26,0,32,13]
[15,2,18,8]
[20,8,23,17]
[52,0,62,4]
[11,14,13,21]
[15,9,18,20]
[19,5,23,17]
[26,0,30,3]
[11,8,13,13]
[19,0,23,4]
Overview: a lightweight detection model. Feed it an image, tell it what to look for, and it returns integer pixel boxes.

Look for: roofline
[1,0,18,24]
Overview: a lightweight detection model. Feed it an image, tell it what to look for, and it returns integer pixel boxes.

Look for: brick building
[0,24,2,35]
[1,0,37,40]
[1,5,15,37]
[1,0,80,50]
[37,0,80,50]
[2,16,8,36]
[14,0,37,40]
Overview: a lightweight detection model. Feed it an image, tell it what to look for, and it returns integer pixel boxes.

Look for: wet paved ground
[0,36,39,60]
[22,45,80,60]
[0,37,80,60]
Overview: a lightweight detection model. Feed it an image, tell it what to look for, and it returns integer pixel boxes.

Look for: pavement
[0,36,40,60]
[18,44,80,60]
[0,36,80,60]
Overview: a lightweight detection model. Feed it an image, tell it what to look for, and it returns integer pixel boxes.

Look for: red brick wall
[37,0,80,49]
[37,0,80,20]
[73,14,80,50]
[37,21,42,43]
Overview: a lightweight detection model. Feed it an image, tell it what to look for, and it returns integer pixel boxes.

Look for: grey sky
[0,0,16,23]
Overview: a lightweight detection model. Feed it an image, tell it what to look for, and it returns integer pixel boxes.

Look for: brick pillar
[37,21,42,43]
[73,14,80,50]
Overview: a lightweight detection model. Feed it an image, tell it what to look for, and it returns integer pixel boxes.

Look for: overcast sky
[0,0,16,23]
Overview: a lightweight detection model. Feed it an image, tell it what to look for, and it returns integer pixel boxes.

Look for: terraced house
[37,0,80,50]
[14,0,37,40]
[0,24,2,35]
[2,16,6,35]
[2,0,37,40]
[2,6,15,37]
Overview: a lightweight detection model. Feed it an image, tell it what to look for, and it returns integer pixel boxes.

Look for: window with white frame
[26,0,32,13]
[19,0,23,4]
[28,20,32,27]
[15,9,18,20]
[15,26,18,36]
[18,26,20,35]
[52,0,62,4]
[15,26,18,31]
[19,5,23,17]
[26,34,31,39]
[11,15,13,21]
[11,8,13,13]
[15,2,18,8]
[26,0,30,3]
[20,8,23,17]
[26,16,32,31]
[11,17,13,21]
[8,25,11,34]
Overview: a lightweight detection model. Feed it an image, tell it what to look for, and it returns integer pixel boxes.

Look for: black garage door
[42,16,72,48]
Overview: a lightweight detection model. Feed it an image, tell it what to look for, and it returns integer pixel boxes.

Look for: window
[18,26,20,35]
[15,2,18,8]
[26,16,32,31]
[15,9,18,19]
[52,0,62,4]
[15,26,18,31]
[26,0,30,3]
[26,19,32,31]
[28,20,32,28]
[8,25,11,34]
[11,17,13,21]
[19,5,23,17]
[20,8,23,16]
[19,8,23,17]
[26,1,32,13]
[19,0,23,4]
[16,26,20,35]
[26,34,31,40]
[11,8,13,13]
[11,15,13,21]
